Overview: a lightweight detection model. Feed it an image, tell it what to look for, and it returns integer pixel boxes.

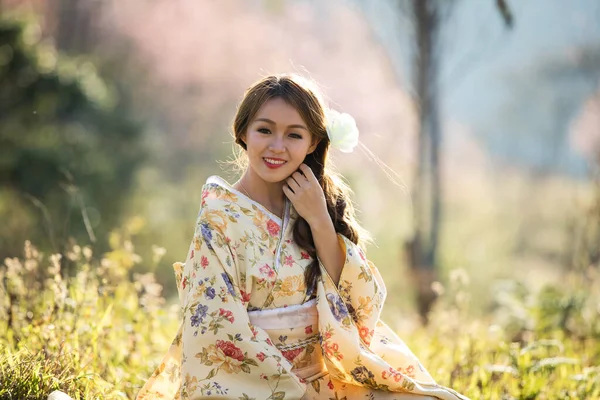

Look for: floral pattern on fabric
[136,176,469,400]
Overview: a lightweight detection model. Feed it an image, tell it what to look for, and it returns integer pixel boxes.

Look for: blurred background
[2,0,600,327]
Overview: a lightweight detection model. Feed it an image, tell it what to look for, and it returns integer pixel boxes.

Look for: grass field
[1,232,599,400]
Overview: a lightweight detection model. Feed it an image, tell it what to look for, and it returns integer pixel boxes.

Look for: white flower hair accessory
[326,109,359,153]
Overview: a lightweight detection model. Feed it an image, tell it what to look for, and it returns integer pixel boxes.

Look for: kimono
[136,176,469,400]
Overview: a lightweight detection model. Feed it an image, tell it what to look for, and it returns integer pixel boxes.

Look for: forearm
[309,216,345,285]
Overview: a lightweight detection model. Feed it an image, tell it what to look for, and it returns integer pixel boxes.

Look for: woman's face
[242,97,319,184]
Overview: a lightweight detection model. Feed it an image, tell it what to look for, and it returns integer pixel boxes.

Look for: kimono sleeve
[315,234,469,400]
[178,203,306,399]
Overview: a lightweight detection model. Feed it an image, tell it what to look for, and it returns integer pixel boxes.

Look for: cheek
[291,142,313,158]
[245,133,265,153]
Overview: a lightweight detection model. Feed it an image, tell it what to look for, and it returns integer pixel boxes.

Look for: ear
[307,138,321,155]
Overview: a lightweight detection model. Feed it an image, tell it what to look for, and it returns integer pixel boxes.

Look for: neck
[237,170,286,218]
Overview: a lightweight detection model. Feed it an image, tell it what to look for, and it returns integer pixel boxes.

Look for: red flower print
[398,365,416,378]
[256,352,266,362]
[215,340,244,361]
[200,256,209,269]
[359,326,373,345]
[281,348,303,362]
[305,325,313,335]
[259,264,276,278]
[260,373,268,380]
[218,308,234,323]
[324,341,343,361]
[182,276,188,290]
[240,290,252,304]
[327,380,334,390]
[284,255,294,267]
[300,251,310,260]
[359,326,369,338]
[190,249,195,259]
[383,367,403,382]
[266,219,280,236]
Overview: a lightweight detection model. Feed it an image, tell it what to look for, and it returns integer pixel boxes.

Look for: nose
[268,134,286,153]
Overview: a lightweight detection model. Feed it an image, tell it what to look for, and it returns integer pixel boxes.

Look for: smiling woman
[136,74,469,400]
[239,97,320,217]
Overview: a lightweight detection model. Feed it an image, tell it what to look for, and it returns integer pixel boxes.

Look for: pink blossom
[284,255,294,267]
[200,256,209,269]
[218,308,234,323]
[259,264,275,278]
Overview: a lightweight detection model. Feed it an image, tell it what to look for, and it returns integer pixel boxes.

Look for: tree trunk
[405,0,442,324]
[55,0,99,53]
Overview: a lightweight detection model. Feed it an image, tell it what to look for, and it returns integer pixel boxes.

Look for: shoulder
[199,175,241,211]
[194,176,244,237]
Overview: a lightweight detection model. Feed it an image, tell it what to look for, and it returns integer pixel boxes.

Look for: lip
[263,157,287,169]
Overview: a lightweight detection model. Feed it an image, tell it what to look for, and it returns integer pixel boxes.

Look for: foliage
[0,239,174,399]
[0,15,146,259]
[1,237,600,399]
[416,266,600,399]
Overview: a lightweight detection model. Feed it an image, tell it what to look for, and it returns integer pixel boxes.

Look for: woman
[137,74,469,400]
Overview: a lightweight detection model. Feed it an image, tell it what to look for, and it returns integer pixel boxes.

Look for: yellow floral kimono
[137,176,469,400]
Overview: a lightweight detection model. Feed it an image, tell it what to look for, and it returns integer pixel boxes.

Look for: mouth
[263,157,287,169]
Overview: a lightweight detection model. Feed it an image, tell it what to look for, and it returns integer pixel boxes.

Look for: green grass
[1,234,599,399]
[0,239,177,399]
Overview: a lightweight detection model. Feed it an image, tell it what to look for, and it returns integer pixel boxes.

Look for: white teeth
[264,158,286,165]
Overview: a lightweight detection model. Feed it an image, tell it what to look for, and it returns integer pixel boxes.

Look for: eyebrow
[254,118,308,131]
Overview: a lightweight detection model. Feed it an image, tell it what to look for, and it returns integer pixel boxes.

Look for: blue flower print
[200,223,213,250]
[205,382,228,396]
[326,293,349,322]
[221,272,235,296]
[205,287,216,300]
[190,304,208,327]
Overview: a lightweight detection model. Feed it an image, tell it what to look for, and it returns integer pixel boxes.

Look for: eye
[258,128,271,134]
[289,133,303,139]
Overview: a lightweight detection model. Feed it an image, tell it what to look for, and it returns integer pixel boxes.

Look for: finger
[292,171,308,186]
[298,164,316,183]
[282,183,295,198]
[286,176,301,192]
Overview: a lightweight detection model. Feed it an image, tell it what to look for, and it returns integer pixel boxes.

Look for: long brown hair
[232,74,368,294]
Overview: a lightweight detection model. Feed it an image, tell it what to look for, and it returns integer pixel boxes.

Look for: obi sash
[248,299,328,382]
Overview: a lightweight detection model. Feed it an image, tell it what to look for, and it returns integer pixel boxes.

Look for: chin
[259,171,292,183]
[253,165,297,184]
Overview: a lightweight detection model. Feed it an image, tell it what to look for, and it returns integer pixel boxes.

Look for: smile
[263,157,287,168]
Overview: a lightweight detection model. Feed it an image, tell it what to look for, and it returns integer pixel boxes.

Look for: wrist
[307,212,334,232]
